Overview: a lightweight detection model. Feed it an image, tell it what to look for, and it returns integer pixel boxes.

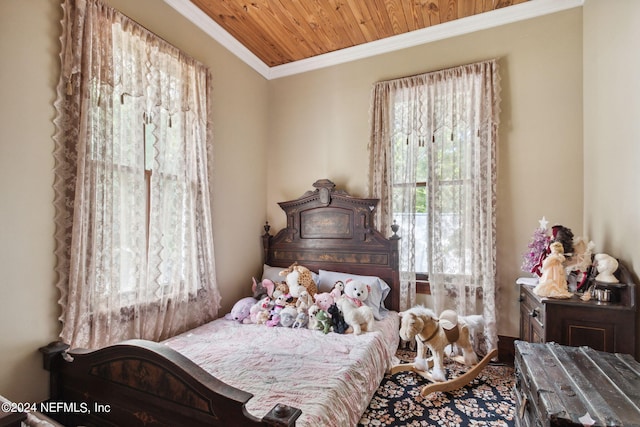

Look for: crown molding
[163,0,271,77]
[165,0,584,80]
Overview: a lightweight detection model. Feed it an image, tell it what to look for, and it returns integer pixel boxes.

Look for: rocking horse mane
[403,306,437,318]
[399,306,438,342]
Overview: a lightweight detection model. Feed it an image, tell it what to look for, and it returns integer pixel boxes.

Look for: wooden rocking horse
[391,306,498,396]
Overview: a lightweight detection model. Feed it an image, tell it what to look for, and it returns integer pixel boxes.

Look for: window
[391,93,476,278]
[369,60,500,353]
[53,0,221,349]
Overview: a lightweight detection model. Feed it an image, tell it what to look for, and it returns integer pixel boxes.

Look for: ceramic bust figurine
[533,241,573,299]
[594,253,619,283]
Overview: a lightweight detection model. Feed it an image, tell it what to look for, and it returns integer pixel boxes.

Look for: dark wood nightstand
[519,262,637,358]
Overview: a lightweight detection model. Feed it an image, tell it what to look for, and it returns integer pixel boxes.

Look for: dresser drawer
[519,285,545,343]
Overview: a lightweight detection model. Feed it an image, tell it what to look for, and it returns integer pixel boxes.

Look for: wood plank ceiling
[190,0,530,67]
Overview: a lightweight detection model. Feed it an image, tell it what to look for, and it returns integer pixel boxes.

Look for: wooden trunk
[514,341,640,427]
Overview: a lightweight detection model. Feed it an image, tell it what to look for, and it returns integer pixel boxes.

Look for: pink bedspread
[164,312,399,426]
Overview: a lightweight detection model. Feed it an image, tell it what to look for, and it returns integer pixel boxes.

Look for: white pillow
[317,269,390,320]
[261,264,286,283]
[261,264,320,284]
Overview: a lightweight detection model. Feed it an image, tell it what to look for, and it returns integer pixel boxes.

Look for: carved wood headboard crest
[262,179,400,310]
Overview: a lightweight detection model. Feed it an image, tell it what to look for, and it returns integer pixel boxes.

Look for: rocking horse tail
[461,315,484,331]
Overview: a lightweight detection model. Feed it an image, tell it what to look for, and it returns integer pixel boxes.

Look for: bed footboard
[39,340,301,427]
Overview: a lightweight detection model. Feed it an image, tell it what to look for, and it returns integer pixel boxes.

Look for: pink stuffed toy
[248,296,272,324]
[330,280,344,300]
[313,292,334,311]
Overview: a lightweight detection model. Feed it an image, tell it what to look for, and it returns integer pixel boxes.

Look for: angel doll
[533,241,573,299]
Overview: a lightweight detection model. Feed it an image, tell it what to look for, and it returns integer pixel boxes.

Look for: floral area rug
[358,349,516,426]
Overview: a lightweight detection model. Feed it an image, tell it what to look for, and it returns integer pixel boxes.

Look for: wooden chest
[514,341,640,427]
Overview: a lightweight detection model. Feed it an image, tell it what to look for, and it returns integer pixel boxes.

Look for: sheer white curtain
[52,0,221,349]
[369,60,500,353]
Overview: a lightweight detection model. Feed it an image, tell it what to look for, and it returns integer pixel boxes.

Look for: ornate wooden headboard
[262,179,400,311]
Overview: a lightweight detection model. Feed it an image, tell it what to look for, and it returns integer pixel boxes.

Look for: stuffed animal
[279,306,298,327]
[307,304,320,330]
[249,296,272,324]
[272,282,290,299]
[266,293,290,327]
[313,292,334,311]
[338,279,374,334]
[328,302,351,334]
[296,289,313,313]
[279,262,318,298]
[225,297,258,323]
[255,309,270,325]
[314,309,332,334]
[266,314,280,327]
[343,279,370,307]
[252,277,275,300]
[330,280,345,300]
[292,311,309,329]
[337,298,374,335]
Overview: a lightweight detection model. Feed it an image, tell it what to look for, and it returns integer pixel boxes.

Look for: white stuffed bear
[338,279,374,335]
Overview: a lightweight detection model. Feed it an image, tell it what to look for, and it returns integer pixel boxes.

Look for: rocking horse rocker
[391,306,498,396]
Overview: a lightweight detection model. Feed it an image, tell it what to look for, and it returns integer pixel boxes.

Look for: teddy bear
[337,279,374,334]
[279,262,318,298]
[225,296,258,323]
[313,292,334,311]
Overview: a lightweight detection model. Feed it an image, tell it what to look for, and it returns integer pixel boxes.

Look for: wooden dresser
[519,262,637,357]
[514,341,640,427]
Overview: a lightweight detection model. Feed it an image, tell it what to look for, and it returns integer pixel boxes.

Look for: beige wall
[583,0,640,355]
[0,0,268,402]
[266,9,584,339]
[0,0,60,405]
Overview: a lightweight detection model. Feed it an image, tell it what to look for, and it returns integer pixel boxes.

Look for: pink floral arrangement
[521,227,551,276]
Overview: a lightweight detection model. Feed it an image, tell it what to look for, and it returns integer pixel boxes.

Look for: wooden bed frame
[39,179,400,426]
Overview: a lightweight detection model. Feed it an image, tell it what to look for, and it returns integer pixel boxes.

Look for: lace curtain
[53,0,221,349]
[369,60,500,353]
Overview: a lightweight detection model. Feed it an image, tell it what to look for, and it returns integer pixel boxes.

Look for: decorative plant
[521,218,551,276]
